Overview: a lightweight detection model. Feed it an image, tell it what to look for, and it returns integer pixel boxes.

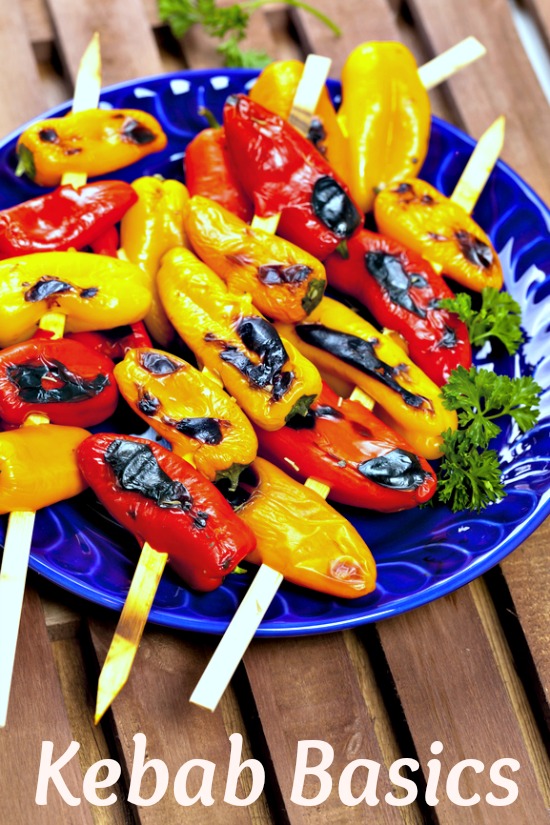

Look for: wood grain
[0,0,44,135]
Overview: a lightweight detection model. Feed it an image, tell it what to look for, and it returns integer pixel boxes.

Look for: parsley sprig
[158,0,341,68]
[439,287,524,354]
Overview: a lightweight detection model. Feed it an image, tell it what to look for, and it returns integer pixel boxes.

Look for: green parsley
[437,429,504,513]
[439,287,524,355]
[158,0,341,68]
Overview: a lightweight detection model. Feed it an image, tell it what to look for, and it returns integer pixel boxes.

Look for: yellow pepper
[374,178,503,292]
[338,42,431,214]
[15,109,167,187]
[237,458,376,599]
[114,347,258,487]
[249,60,350,185]
[0,424,88,514]
[156,247,322,431]
[277,296,457,459]
[184,195,326,323]
[119,176,190,346]
[0,251,151,347]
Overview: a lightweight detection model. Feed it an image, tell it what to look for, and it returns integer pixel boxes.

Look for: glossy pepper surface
[224,458,376,599]
[16,109,167,188]
[223,95,362,260]
[0,424,88,514]
[77,433,256,591]
[338,42,430,214]
[114,347,257,486]
[184,123,253,223]
[66,321,152,363]
[0,250,151,348]
[157,247,322,431]
[249,60,349,184]
[0,181,137,258]
[256,382,436,510]
[325,228,472,386]
[375,179,503,292]
[277,296,457,459]
[184,195,326,323]
[119,176,189,346]
[0,337,117,426]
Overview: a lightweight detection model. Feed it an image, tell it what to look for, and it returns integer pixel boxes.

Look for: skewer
[0,33,101,729]
[418,37,486,90]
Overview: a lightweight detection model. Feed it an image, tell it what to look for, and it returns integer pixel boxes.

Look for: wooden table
[1,1,549,823]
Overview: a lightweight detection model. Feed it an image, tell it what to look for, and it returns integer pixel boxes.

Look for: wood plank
[45,0,163,87]
[88,619,269,824]
[524,0,550,50]
[244,634,408,824]
[0,590,94,824]
[376,586,550,823]
[0,0,44,135]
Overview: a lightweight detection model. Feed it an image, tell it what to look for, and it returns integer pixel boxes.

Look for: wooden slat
[0,590,94,824]
[524,0,550,50]
[45,0,163,87]
[0,0,44,134]
[377,586,550,823]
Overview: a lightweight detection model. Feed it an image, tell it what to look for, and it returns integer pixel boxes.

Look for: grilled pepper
[338,42,431,213]
[0,337,117,426]
[0,424,88,514]
[157,247,322,431]
[374,179,503,292]
[223,458,376,599]
[114,347,257,486]
[0,181,137,258]
[223,95,362,260]
[0,250,151,348]
[184,195,326,322]
[325,228,472,386]
[16,109,167,187]
[257,382,436,510]
[119,176,190,346]
[66,321,152,362]
[249,60,349,184]
[184,121,253,223]
[277,296,457,459]
[77,433,256,592]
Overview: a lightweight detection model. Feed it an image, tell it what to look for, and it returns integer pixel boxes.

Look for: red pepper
[0,181,137,258]
[0,337,118,426]
[66,321,152,363]
[256,382,436,510]
[90,224,119,257]
[325,229,472,386]
[184,126,254,223]
[77,433,256,591]
[223,95,362,260]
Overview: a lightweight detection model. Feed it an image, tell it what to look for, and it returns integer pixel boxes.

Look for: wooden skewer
[0,33,101,729]
[418,37,486,91]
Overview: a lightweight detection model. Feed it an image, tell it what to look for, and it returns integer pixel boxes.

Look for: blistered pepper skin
[157,247,322,431]
[257,382,437,510]
[184,195,326,323]
[119,176,190,346]
[0,424,88,514]
[16,109,167,187]
[277,296,457,459]
[77,433,256,591]
[325,228,472,386]
[0,337,118,426]
[339,42,431,214]
[232,458,376,599]
[66,321,152,363]
[0,251,151,348]
[375,179,503,292]
[114,347,257,486]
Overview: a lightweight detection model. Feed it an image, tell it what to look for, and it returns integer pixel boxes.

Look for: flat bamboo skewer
[0,33,101,729]
[418,36,486,90]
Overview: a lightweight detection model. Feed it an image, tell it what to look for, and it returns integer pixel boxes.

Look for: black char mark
[358,448,429,490]
[7,359,108,403]
[105,439,192,510]
[137,388,161,415]
[121,118,156,145]
[140,351,180,375]
[38,128,58,143]
[307,117,327,155]
[296,324,427,409]
[258,263,312,285]
[220,316,292,399]
[365,251,428,318]
[312,176,361,238]
[174,417,223,445]
[455,231,493,269]
[286,403,342,431]
[438,325,458,349]
[24,276,98,303]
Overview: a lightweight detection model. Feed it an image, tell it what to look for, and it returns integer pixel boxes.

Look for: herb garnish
[439,287,524,354]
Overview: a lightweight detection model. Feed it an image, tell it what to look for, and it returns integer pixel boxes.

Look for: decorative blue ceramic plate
[0,69,548,636]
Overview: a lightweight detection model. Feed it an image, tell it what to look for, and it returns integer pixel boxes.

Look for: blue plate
[0,69,549,636]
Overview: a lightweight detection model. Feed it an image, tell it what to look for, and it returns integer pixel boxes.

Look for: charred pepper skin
[223,95,362,261]
[325,228,472,386]
[77,433,256,592]
[0,337,118,426]
[256,382,436,510]
[374,179,503,292]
